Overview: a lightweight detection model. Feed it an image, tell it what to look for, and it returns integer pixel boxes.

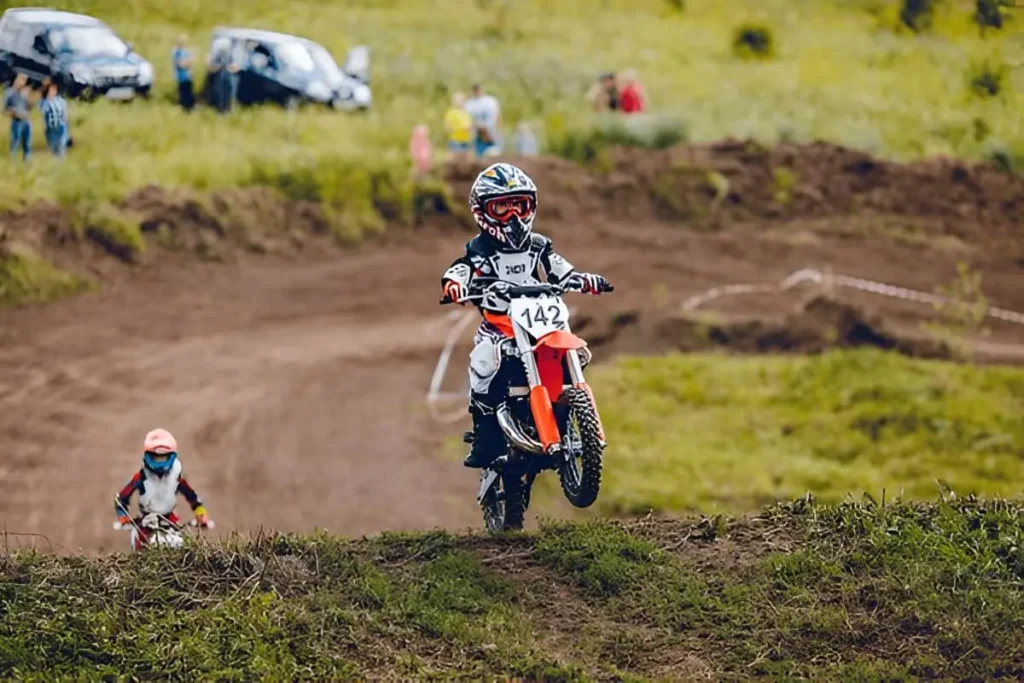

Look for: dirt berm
[0,141,1022,550]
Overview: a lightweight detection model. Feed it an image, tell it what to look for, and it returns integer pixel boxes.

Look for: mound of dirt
[4,500,1021,679]
[577,294,951,359]
[472,141,1024,238]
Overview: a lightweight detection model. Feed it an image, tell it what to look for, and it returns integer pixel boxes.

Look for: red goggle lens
[484,195,535,221]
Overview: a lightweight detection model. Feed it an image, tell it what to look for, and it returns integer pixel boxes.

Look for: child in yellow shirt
[444,92,473,158]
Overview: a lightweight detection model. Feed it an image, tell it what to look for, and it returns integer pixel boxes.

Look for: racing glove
[113,515,132,530]
[194,506,211,528]
[565,273,613,295]
[440,280,468,305]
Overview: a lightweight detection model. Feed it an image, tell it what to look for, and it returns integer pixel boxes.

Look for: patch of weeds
[70,203,145,263]
[0,244,95,307]
[968,60,1009,98]
[546,114,686,166]
[974,0,1012,33]
[772,166,797,205]
[732,24,775,60]
[921,261,990,359]
[900,0,937,32]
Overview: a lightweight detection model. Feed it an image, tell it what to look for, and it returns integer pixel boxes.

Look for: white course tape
[682,267,1024,326]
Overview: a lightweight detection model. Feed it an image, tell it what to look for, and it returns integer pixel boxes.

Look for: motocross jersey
[115,459,204,522]
[441,233,576,314]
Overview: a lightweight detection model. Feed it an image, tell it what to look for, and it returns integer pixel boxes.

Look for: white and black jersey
[441,233,576,313]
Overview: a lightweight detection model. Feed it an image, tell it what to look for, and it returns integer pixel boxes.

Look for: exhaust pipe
[496,404,545,454]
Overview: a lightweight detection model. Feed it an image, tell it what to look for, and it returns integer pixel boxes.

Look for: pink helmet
[143,428,178,455]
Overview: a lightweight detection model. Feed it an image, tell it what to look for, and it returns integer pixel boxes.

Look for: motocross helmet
[470,163,538,252]
[143,428,178,475]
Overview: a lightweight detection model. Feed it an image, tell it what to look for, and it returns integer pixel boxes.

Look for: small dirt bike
[114,498,214,551]
[453,281,611,531]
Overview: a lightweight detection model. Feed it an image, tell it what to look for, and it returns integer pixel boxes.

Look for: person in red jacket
[619,69,646,114]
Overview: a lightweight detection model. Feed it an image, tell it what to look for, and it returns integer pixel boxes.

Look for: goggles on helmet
[483,194,535,223]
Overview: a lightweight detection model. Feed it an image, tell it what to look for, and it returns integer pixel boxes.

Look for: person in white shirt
[465,83,502,158]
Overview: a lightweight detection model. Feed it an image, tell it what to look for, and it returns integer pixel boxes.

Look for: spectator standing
[513,122,539,156]
[4,74,32,160]
[444,92,473,161]
[465,83,502,158]
[619,69,646,114]
[173,34,195,111]
[409,124,433,178]
[40,81,69,157]
[586,72,619,112]
[208,38,242,114]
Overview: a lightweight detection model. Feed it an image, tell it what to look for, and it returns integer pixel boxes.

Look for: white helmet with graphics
[469,163,538,252]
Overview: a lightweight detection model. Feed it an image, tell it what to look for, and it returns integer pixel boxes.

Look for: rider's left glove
[567,273,613,295]
[194,506,211,528]
[113,515,131,530]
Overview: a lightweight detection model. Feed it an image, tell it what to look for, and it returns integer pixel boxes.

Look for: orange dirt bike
[453,281,612,531]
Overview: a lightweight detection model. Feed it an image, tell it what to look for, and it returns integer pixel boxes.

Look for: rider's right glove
[113,515,131,530]
[194,506,211,528]
[440,280,468,305]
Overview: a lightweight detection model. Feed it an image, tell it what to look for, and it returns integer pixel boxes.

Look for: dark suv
[0,8,153,99]
[203,28,371,111]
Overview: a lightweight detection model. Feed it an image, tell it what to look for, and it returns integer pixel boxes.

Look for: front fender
[536,330,587,351]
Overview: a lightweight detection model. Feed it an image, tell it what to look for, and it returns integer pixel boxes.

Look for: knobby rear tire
[559,388,604,509]
[482,463,530,532]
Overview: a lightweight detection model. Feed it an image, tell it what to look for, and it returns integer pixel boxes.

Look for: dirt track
[2,144,1023,552]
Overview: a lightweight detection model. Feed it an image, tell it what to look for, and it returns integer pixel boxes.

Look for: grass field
[0,0,1021,208]
[2,498,1021,678]
[584,349,1024,515]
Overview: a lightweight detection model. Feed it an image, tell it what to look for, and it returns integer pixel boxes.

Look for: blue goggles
[143,450,178,473]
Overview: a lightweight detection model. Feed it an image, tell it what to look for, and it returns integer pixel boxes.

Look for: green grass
[2,498,1021,678]
[588,348,1024,515]
[0,245,96,306]
[0,0,1021,207]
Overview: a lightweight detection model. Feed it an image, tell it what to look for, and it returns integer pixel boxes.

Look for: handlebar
[440,281,565,305]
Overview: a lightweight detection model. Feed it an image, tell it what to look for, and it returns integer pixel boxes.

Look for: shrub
[968,60,1008,98]
[900,0,937,32]
[732,24,775,60]
[0,245,95,306]
[974,0,1011,32]
[70,204,146,263]
[546,114,687,165]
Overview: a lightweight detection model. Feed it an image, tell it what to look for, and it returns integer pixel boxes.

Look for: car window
[274,41,314,72]
[50,25,128,58]
[307,43,343,82]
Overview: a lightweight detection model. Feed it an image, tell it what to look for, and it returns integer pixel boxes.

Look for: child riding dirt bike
[440,162,613,469]
[113,428,213,551]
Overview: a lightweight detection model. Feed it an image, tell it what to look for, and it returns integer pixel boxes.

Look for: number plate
[509,295,569,338]
[105,87,135,100]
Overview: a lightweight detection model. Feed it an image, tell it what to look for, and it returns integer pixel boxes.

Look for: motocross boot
[463,407,505,468]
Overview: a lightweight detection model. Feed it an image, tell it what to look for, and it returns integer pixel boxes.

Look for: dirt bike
[113,498,214,551]
[452,281,611,531]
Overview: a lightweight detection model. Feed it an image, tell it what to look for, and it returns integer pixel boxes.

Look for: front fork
[517,325,599,452]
